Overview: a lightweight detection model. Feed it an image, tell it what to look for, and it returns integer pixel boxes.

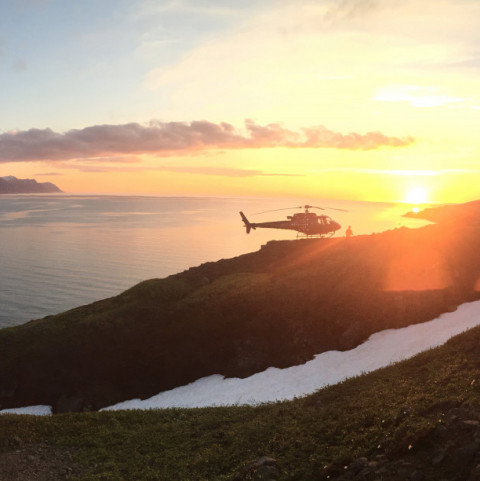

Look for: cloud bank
[0,120,413,163]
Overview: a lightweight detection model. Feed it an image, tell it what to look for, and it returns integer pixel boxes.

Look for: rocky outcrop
[0,176,62,194]
[235,456,281,481]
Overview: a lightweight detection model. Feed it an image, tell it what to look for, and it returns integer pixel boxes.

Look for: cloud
[0,120,414,163]
[317,168,480,176]
[142,0,480,131]
[374,85,467,108]
[157,166,301,178]
[59,162,300,177]
[324,0,380,23]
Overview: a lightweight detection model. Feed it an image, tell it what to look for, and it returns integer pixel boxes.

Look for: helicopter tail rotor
[239,211,255,234]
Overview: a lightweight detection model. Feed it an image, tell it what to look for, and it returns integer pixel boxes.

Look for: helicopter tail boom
[239,211,255,234]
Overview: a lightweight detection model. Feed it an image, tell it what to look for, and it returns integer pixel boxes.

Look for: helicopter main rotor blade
[307,205,348,212]
[254,204,349,215]
[305,205,325,210]
[324,207,349,212]
[254,206,303,215]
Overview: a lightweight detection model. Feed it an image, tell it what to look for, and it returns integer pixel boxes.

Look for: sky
[1,0,480,203]
[3,298,480,415]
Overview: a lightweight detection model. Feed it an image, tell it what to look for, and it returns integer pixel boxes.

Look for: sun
[405,187,428,206]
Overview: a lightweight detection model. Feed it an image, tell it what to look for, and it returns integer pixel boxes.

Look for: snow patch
[103,300,480,411]
[3,300,480,416]
[0,405,52,416]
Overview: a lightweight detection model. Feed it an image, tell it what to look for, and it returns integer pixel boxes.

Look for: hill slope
[1,315,480,481]
[0,202,480,412]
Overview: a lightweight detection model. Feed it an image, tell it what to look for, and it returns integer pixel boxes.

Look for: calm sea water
[0,195,428,328]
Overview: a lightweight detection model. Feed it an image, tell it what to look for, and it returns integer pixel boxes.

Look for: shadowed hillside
[2,306,480,480]
[0,201,480,412]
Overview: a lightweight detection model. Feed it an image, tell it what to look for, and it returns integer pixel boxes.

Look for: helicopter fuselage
[240,210,341,237]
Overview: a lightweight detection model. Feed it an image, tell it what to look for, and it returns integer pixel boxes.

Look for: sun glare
[405,187,428,206]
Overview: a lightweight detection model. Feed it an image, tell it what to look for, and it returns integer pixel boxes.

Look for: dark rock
[469,463,480,481]
[347,457,367,475]
[432,450,446,465]
[452,441,479,465]
[464,420,480,427]
[411,469,425,481]
[255,464,279,480]
[236,456,280,481]
[395,466,410,478]
[338,324,364,351]
[395,406,412,425]
[0,379,17,398]
[449,406,472,421]
[55,395,85,413]
[249,456,277,469]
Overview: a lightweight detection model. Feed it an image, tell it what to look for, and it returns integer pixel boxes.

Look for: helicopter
[239,204,346,238]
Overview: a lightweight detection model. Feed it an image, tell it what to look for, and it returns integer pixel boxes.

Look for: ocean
[0,195,428,328]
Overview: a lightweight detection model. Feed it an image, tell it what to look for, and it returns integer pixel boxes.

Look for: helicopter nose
[334,221,341,231]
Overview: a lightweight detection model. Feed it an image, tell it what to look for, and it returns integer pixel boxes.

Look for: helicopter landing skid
[295,232,334,239]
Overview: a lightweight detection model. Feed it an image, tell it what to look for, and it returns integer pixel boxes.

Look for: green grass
[2,322,480,480]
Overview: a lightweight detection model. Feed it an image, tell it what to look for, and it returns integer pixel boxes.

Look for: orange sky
[1,0,479,204]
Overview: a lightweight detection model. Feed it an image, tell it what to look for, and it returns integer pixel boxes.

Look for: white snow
[0,405,52,415]
[2,299,480,416]
[103,299,480,411]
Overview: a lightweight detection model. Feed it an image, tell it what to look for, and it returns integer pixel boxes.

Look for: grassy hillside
[1,318,480,481]
[1,203,480,412]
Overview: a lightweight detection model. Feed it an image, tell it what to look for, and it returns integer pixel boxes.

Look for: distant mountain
[0,176,62,194]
